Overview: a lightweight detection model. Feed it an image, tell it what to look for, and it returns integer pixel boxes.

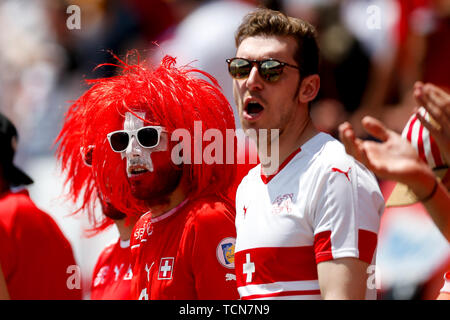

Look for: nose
[245,64,263,91]
[125,135,141,157]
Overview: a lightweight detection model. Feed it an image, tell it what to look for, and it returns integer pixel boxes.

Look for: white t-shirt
[235,132,385,300]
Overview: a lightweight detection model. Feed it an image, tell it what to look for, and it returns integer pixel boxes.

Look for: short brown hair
[235,8,319,77]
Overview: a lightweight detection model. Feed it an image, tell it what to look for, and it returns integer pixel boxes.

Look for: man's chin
[128,172,182,204]
[130,187,159,201]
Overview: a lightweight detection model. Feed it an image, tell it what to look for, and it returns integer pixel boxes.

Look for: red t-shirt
[0,189,82,299]
[130,195,239,300]
[90,238,133,299]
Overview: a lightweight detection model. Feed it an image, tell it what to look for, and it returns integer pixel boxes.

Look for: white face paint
[121,112,168,177]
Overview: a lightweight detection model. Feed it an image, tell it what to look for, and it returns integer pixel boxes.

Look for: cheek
[122,134,170,172]
[127,149,181,200]
[133,150,174,184]
[150,150,173,171]
[233,81,244,105]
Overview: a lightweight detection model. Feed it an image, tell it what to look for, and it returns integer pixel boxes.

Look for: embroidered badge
[216,237,236,269]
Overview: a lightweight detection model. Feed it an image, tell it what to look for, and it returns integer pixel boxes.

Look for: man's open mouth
[128,165,150,176]
[244,100,265,120]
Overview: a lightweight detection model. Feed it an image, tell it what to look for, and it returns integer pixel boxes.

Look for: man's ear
[298,74,320,104]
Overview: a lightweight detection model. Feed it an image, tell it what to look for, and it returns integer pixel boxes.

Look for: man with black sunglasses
[57,54,240,300]
[229,9,385,300]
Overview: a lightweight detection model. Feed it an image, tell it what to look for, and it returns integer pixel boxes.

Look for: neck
[259,116,318,176]
[147,174,188,219]
[114,215,139,241]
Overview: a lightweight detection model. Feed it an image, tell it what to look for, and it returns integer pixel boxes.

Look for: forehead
[123,111,159,129]
[236,35,297,63]
[124,111,145,130]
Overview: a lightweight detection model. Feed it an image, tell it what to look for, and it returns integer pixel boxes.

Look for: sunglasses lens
[110,132,129,152]
[229,58,251,79]
[260,60,283,82]
[137,127,159,148]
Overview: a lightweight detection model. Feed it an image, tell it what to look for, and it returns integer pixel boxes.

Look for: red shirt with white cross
[130,195,239,300]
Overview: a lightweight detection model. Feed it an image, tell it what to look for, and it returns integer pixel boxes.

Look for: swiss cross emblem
[158,257,175,280]
[243,253,255,283]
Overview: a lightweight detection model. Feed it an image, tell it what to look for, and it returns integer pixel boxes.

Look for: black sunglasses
[226,57,300,82]
[107,126,164,153]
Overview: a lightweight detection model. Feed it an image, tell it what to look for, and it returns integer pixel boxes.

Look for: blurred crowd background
[0,0,449,299]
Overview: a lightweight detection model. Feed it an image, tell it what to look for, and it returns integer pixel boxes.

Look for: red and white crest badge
[271,193,294,214]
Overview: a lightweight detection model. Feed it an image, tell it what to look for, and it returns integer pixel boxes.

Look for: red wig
[56,54,237,230]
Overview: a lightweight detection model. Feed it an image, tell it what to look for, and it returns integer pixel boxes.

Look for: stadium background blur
[0,0,448,299]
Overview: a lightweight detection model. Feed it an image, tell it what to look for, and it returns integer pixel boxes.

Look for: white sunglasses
[107,126,164,153]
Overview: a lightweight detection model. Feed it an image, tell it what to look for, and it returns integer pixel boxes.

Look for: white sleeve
[308,156,384,264]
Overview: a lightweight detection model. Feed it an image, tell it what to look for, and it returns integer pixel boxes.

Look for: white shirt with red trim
[235,132,384,300]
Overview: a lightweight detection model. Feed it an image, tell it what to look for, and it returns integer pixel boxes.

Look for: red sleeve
[184,200,239,300]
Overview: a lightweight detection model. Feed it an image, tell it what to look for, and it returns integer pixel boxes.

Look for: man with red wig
[57,54,240,299]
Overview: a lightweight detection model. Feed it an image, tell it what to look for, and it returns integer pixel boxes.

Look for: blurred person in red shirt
[88,200,137,300]
[0,112,81,300]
